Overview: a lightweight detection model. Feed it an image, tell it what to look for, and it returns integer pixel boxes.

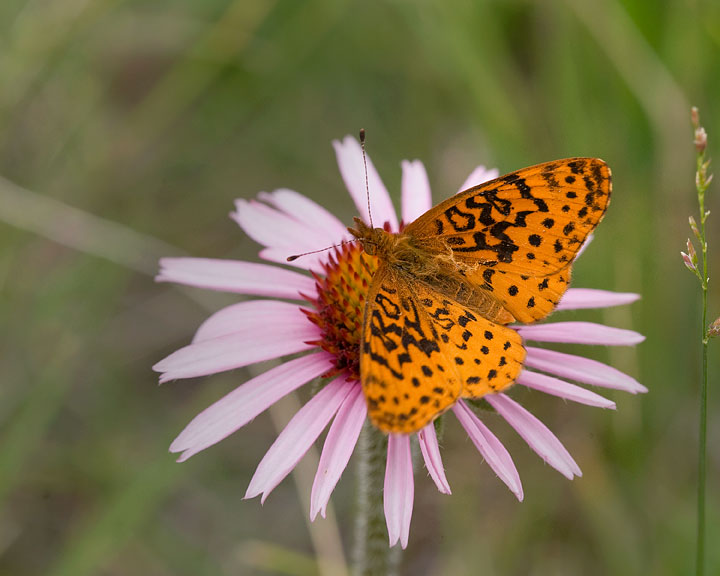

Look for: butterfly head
[347,216,397,258]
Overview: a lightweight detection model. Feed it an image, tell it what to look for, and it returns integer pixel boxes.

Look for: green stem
[697,300,707,576]
[353,422,401,576]
[696,153,708,576]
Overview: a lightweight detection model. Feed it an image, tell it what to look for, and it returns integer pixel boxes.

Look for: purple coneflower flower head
[155,136,645,548]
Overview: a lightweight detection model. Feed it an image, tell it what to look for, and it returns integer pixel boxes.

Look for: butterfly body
[349,158,612,434]
[349,217,514,325]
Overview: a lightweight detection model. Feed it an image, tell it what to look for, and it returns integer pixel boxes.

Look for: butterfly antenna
[289,129,370,263]
[287,240,355,262]
[359,128,373,229]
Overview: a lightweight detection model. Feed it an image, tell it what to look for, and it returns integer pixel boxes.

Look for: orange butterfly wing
[360,263,525,433]
[404,158,611,323]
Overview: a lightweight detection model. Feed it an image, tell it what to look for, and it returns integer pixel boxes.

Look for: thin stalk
[696,156,708,576]
[697,293,707,576]
[354,422,401,576]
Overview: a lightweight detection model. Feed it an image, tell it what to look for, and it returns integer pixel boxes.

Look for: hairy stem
[354,423,400,576]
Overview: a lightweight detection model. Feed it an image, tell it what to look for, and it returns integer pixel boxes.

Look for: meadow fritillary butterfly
[348,158,611,433]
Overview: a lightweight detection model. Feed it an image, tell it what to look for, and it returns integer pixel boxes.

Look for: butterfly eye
[364,241,377,256]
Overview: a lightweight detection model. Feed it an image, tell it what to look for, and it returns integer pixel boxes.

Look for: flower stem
[697,292,707,576]
[354,422,401,576]
[694,212,708,576]
[696,182,709,576]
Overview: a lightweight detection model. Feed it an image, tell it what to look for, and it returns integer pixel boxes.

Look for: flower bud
[689,215,700,239]
[695,127,707,153]
[681,252,696,273]
[682,240,700,277]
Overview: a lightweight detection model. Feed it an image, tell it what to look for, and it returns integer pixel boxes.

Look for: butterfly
[348,158,612,434]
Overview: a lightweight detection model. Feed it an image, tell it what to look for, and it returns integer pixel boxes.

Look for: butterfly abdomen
[419,272,516,325]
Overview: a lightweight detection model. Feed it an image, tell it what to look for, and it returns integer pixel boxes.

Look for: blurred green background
[1,0,719,574]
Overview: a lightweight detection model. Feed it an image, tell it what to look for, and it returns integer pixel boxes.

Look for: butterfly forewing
[404,158,611,322]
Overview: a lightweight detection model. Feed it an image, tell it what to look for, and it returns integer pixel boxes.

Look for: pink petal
[192,300,312,342]
[156,258,316,299]
[417,423,451,494]
[486,394,581,480]
[401,160,432,224]
[257,188,348,240]
[154,334,315,383]
[333,136,398,231]
[515,322,645,346]
[153,302,319,382]
[310,384,367,520]
[452,401,523,500]
[258,246,333,272]
[384,434,414,549]
[231,199,331,251]
[170,352,333,461]
[524,347,647,394]
[457,165,499,193]
[245,377,354,503]
[557,288,641,311]
[517,370,616,409]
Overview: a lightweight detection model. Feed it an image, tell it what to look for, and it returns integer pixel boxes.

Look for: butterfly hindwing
[360,264,525,433]
[406,279,526,400]
[360,264,461,433]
